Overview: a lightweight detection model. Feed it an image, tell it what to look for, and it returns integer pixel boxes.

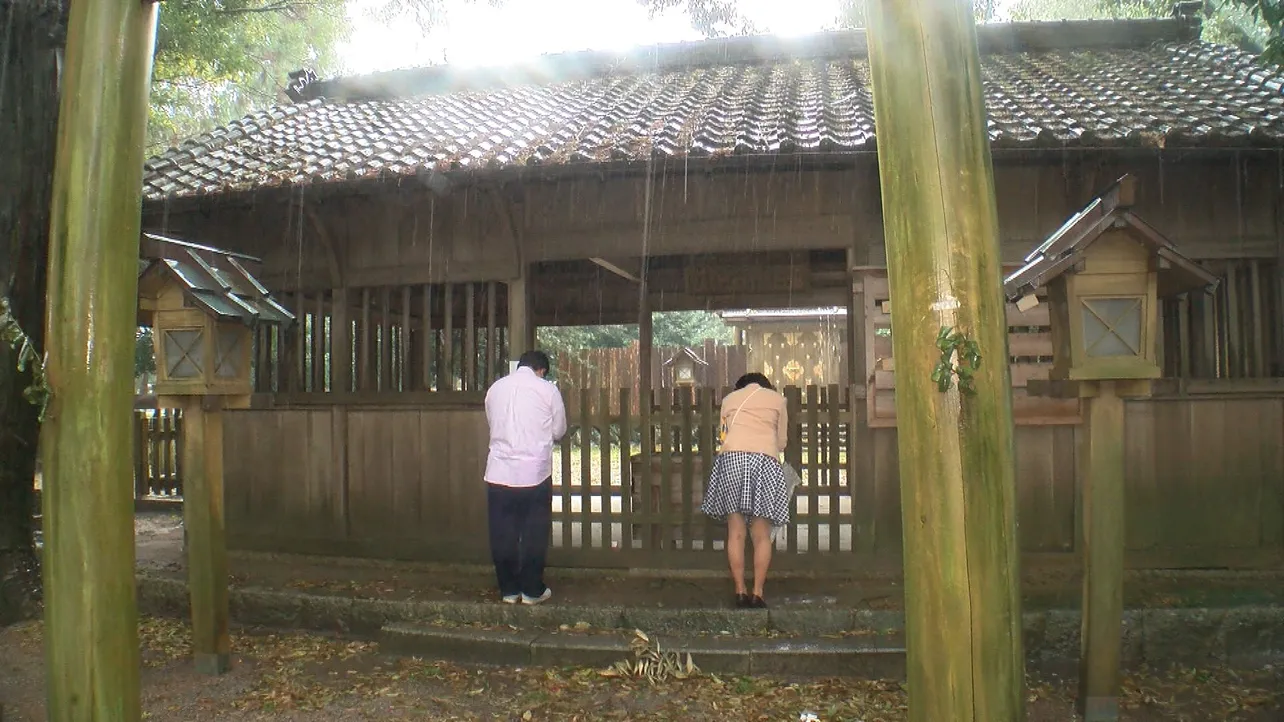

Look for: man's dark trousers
[487,478,552,598]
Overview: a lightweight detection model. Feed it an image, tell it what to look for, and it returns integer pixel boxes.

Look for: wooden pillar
[508,271,531,360]
[178,397,231,676]
[639,281,653,405]
[866,1,1024,721]
[1077,381,1126,721]
[40,1,159,718]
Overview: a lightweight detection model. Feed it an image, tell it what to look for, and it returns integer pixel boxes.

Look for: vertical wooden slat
[579,390,592,548]
[657,388,673,550]
[698,387,716,550]
[1177,294,1191,379]
[784,386,803,553]
[639,387,654,550]
[379,286,392,392]
[806,385,820,554]
[1225,265,1241,377]
[464,283,477,391]
[133,412,148,499]
[852,384,876,552]
[421,284,434,391]
[486,281,498,386]
[443,283,455,391]
[827,384,842,552]
[559,390,573,551]
[254,326,270,393]
[294,291,306,392]
[157,410,170,493]
[679,386,695,550]
[313,292,325,392]
[359,287,371,392]
[599,387,613,551]
[1251,260,1266,378]
[400,285,412,392]
[331,288,350,394]
[172,411,184,497]
[619,387,633,551]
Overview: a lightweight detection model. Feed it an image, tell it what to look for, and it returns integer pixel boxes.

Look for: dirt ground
[2,511,1282,720]
[2,615,1281,721]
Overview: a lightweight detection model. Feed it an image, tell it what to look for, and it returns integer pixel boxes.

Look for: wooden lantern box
[1004,174,1220,386]
[137,234,294,408]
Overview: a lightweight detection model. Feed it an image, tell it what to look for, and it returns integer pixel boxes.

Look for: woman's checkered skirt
[700,451,792,527]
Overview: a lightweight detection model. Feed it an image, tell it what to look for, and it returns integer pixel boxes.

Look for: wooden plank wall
[215,387,1284,571]
[222,402,491,560]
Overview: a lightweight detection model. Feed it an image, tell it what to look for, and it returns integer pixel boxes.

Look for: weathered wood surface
[867,0,1025,718]
[179,401,231,676]
[41,1,159,718]
[214,389,1283,571]
[1078,383,1127,722]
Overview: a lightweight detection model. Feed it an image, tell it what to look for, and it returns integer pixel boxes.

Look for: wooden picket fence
[133,408,182,500]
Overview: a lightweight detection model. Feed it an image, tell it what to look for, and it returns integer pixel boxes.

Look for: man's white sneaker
[501,594,520,604]
[521,588,552,605]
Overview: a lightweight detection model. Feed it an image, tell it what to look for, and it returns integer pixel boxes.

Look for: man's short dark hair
[735,372,774,390]
[517,350,551,373]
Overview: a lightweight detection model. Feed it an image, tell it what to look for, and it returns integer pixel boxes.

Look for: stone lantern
[1003,174,1219,722]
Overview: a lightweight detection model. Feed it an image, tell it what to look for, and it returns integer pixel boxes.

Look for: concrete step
[378,622,908,678]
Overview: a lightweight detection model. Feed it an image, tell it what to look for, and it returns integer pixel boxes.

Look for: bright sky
[340,0,1021,76]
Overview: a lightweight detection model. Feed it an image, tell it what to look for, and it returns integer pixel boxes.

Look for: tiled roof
[142,18,1284,202]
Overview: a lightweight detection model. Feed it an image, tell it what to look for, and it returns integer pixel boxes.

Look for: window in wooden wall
[252,282,511,396]
[1161,259,1282,379]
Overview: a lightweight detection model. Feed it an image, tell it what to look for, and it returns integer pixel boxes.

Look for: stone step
[135,575,1284,671]
[378,623,908,678]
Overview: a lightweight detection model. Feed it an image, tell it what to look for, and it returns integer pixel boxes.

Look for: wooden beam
[867,1,1024,720]
[589,256,643,283]
[1077,380,1126,721]
[41,1,159,717]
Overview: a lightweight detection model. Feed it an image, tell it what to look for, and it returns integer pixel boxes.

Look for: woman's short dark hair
[735,372,774,391]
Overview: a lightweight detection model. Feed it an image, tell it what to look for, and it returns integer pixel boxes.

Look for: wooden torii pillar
[40,2,159,719]
[866,1,1025,720]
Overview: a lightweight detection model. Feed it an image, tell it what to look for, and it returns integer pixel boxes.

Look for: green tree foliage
[148,0,349,154]
[836,0,1001,27]
[1007,0,1272,57]
[536,311,734,359]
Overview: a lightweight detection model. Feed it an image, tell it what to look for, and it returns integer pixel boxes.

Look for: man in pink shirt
[484,350,567,604]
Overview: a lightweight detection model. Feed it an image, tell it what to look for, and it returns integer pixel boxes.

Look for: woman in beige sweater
[699,372,790,609]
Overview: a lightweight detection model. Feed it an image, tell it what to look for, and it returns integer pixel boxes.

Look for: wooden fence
[133,408,182,499]
[210,382,1284,571]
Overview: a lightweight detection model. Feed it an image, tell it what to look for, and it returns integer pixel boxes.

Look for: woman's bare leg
[749,518,774,597]
[726,513,748,594]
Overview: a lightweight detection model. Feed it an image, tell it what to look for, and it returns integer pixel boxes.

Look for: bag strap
[726,387,764,433]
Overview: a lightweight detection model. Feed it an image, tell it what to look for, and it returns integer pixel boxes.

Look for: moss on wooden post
[40,0,159,719]
[866,1,1025,720]
[41,1,159,714]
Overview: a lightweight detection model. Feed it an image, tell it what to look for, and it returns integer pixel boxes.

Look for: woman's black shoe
[735,593,751,608]
[749,595,768,609]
